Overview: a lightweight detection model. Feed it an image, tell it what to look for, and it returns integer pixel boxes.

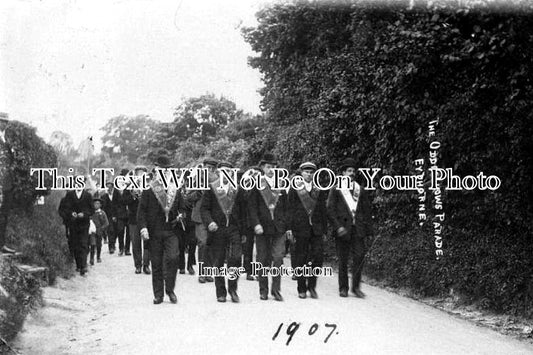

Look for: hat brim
[259,160,277,166]
[340,164,357,171]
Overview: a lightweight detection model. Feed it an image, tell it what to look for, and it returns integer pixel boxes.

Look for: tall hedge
[243,0,533,316]
[4,120,57,211]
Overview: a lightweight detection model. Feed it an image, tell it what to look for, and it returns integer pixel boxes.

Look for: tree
[101,115,160,163]
[158,94,244,148]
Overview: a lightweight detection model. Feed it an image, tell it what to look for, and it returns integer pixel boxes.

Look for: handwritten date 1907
[272,322,338,345]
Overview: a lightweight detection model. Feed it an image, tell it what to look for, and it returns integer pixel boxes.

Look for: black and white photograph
[0,0,532,354]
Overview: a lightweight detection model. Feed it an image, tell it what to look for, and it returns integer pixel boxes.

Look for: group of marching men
[57,151,372,305]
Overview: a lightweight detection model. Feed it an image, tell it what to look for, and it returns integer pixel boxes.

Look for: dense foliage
[4,120,57,211]
[243,0,533,316]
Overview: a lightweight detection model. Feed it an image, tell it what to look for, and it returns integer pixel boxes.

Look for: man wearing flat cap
[249,153,288,301]
[137,154,185,304]
[124,165,151,275]
[190,157,218,283]
[286,161,328,299]
[326,157,373,298]
[200,160,246,302]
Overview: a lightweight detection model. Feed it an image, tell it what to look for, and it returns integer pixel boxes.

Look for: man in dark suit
[124,166,151,275]
[286,162,327,299]
[249,153,288,301]
[191,158,218,284]
[101,182,117,254]
[63,187,94,276]
[178,169,197,276]
[242,166,261,281]
[58,193,73,258]
[200,161,247,303]
[327,158,373,298]
[137,154,185,305]
[114,168,130,256]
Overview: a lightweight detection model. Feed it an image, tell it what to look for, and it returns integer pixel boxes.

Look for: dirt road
[13,252,533,355]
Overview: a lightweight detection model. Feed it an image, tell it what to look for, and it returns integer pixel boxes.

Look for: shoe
[298,292,307,299]
[80,268,87,276]
[198,276,206,283]
[229,291,240,303]
[271,291,284,302]
[352,288,366,298]
[246,275,256,281]
[76,268,81,272]
[205,276,214,283]
[217,296,226,303]
[143,266,151,275]
[179,269,185,274]
[339,290,348,297]
[292,275,297,281]
[90,259,94,266]
[118,250,124,256]
[97,258,102,263]
[167,292,177,304]
[153,297,163,305]
[187,266,195,275]
[260,293,268,300]
[309,289,318,299]
[109,249,115,254]
[125,251,131,256]
[135,267,141,274]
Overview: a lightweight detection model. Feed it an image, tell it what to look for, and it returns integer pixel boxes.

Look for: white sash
[340,181,361,224]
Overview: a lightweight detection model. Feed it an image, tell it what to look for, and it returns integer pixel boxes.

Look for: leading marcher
[326,158,373,298]
[249,153,288,301]
[137,154,185,305]
[62,186,94,276]
[200,161,247,303]
[286,162,327,299]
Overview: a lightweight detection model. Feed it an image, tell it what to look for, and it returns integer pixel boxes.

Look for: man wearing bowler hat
[286,161,328,299]
[137,153,185,304]
[200,161,247,302]
[327,157,373,298]
[249,153,288,301]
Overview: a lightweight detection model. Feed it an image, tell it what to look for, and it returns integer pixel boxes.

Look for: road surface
[13,252,533,355]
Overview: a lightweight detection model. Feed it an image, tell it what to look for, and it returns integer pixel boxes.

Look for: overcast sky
[0,0,267,149]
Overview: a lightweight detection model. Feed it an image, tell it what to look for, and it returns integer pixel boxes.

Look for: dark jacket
[58,195,69,226]
[111,189,128,220]
[91,209,109,237]
[326,181,372,239]
[287,186,328,236]
[101,192,115,220]
[200,186,247,235]
[248,181,287,236]
[63,190,94,232]
[123,189,142,225]
[180,188,198,228]
[137,187,185,235]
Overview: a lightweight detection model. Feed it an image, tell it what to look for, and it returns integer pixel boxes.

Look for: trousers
[150,230,179,299]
